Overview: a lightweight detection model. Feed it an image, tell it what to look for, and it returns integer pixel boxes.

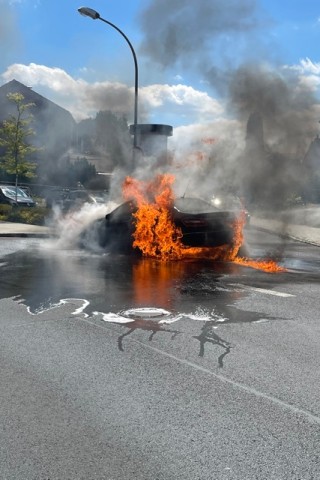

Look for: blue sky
[1,0,320,152]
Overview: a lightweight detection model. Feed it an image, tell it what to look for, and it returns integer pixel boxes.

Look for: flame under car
[83,195,247,255]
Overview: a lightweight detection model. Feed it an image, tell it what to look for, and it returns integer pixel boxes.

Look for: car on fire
[0,185,36,207]
[81,193,249,255]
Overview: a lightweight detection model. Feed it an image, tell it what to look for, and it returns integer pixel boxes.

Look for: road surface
[0,227,319,479]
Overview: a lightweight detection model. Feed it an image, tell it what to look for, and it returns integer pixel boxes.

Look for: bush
[0,204,13,221]
[0,205,50,225]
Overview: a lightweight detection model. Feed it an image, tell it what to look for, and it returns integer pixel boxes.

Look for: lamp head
[78,7,100,19]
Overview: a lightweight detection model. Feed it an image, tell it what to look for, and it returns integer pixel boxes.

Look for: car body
[0,185,36,207]
[81,194,248,254]
[174,196,246,247]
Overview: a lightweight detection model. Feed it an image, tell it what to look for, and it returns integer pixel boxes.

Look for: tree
[95,111,131,167]
[72,157,97,186]
[0,92,40,198]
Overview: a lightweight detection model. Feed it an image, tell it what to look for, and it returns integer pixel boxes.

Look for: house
[0,79,76,154]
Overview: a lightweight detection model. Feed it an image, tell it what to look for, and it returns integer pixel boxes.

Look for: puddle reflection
[193,321,232,367]
[0,245,281,367]
[117,319,181,351]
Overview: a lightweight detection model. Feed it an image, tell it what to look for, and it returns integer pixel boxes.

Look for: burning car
[173,195,244,247]
[81,193,249,257]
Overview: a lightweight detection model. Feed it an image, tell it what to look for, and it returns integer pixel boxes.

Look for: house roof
[0,79,75,124]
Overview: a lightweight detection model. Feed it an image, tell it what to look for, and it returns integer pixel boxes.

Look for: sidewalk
[0,221,53,237]
[250,216,320,247]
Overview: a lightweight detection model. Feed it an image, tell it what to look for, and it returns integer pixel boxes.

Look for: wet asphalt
[0,229,320,479]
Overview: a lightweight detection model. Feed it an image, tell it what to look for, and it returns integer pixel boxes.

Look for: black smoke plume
[138,0,320,208]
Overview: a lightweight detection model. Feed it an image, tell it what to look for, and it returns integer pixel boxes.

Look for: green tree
[0,93,39,197]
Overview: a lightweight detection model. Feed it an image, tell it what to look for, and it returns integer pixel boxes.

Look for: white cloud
[1,63,137,120]
[2,63,79,92]
[297,58,320,75]
[298,59,320,90]
[1,63,225,126]
[140,83,224,123]
[286,57,320,90]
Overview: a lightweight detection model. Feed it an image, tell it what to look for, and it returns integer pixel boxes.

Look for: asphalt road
[0,229,320,479]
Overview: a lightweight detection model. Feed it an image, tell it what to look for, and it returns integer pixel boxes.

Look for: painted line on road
[230,284,295,297]
[135,340,320,426]
[80,316,320,426]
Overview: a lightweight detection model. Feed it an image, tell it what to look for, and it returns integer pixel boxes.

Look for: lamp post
[78,6,139,165]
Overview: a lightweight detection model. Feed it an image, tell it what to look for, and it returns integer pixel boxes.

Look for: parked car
[80,194,249,254]
[0,185,36,207]
[61,190,93,212]
[45,189,109,211]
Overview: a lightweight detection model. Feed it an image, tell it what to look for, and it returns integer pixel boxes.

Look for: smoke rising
[83,82,138,120]
[138,0,320,209]
[228,64,319,156]
[138,0,264,69]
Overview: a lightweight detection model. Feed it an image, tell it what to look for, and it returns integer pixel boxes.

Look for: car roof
[0,185,33,196]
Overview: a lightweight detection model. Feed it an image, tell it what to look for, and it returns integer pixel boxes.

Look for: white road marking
[16,302,319,425]
[80,317,320,426]
[140,342,320,425]
[230,284,295,297]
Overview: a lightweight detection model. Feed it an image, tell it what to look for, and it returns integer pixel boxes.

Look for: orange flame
[122,174,286,272]
[123,174,182,261]
[233,257,286,273]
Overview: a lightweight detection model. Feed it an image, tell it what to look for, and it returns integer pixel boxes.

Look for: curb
[0,221,54,238]
[0,232,53,238]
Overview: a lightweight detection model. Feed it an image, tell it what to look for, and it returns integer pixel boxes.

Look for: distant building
[0,79,76,155]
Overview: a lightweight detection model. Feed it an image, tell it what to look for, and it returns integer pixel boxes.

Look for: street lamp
[78,6,139,164]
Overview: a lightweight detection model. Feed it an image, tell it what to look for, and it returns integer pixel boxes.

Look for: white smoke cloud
[168,118,245,197]
[170,119,243,152]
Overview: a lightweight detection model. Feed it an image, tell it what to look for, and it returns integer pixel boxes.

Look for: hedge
[0,205,50,225]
